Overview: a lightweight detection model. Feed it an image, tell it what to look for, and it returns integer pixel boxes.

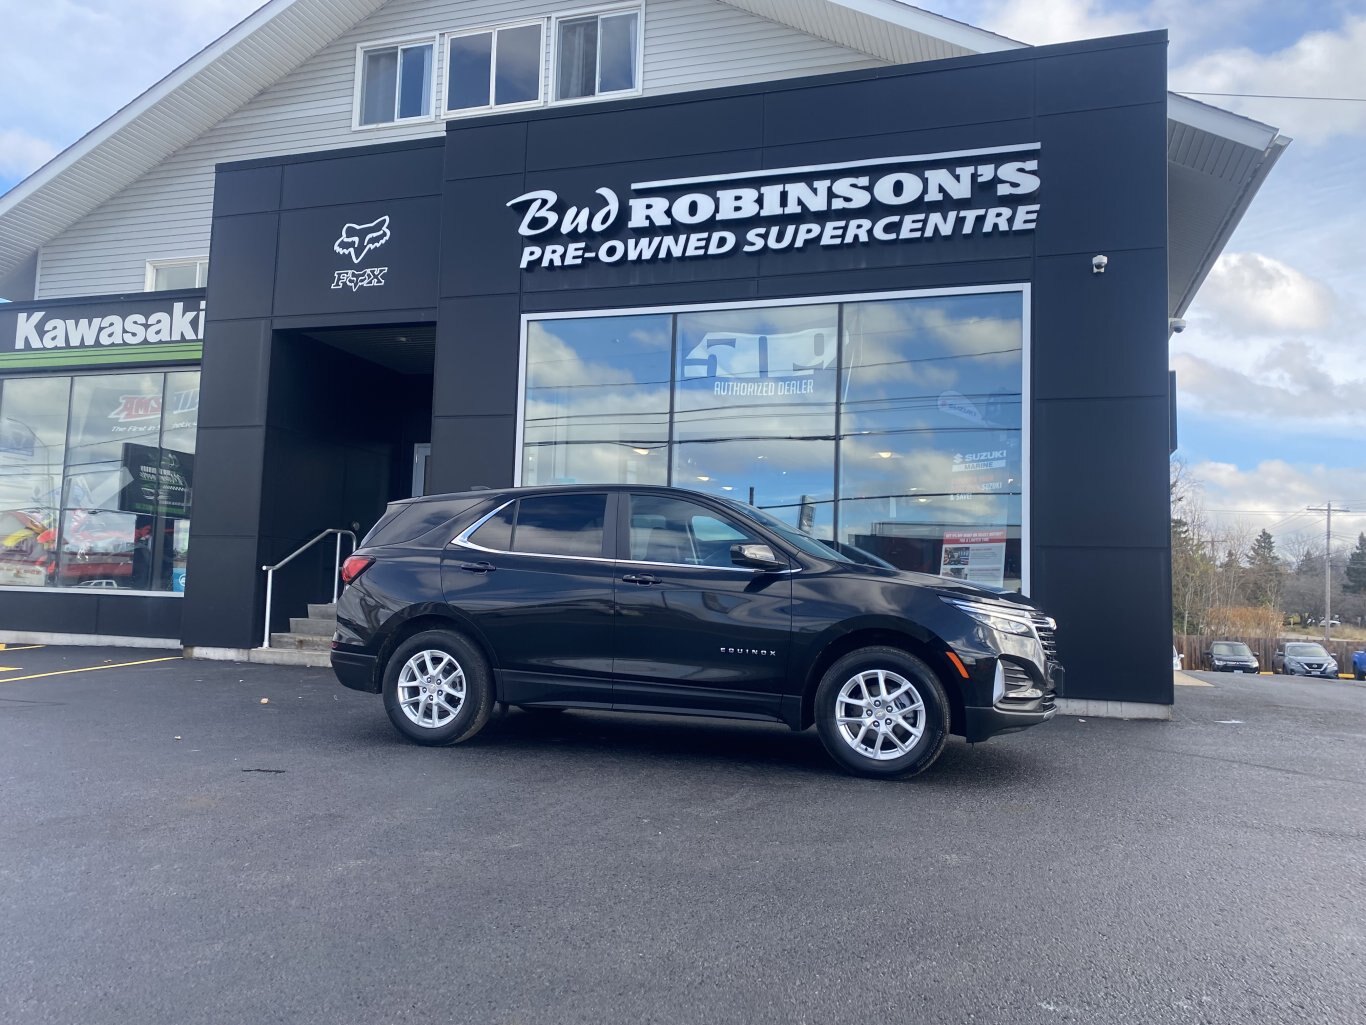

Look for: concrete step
[269,632,331,652]
[307,603,338,620]
[288,617,336,637]
[248,647,331,668]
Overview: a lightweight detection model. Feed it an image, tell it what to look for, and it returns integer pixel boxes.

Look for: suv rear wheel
[382,630,494,746]
[814,647,950,779]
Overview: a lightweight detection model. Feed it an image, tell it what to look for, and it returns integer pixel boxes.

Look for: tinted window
[511,494,606,558]
[1285,643,1328,658]
[1212,642,1252,657]
[630,494,757,566]
[364,497,482,548]
[467,502,515,552]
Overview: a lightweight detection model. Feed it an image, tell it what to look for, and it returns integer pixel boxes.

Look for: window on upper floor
[553,7,642,102]
[355,37,435,127]
[146,258,208,292]
[444,22,545,115]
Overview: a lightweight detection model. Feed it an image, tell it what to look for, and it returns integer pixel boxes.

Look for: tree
[1245,529,1282,608]
[1345,533,1366,596]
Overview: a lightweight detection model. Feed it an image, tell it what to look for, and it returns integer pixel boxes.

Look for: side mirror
[731,543,785,572]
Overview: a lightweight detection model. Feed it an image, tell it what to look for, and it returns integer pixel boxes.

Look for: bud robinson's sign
[508,144,1041,270]
[0,293,206,370]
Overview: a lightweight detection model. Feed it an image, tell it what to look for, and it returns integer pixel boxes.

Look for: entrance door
[611,491,792,720]
[412,443,431,497]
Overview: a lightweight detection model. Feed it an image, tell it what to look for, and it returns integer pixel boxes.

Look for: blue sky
[2,0,1364,550]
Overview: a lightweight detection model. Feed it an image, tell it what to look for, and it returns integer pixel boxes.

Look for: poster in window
[118,443,194,519]
[940,528,1007,587]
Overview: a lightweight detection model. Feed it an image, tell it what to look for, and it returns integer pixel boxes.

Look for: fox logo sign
[333,215,391,264]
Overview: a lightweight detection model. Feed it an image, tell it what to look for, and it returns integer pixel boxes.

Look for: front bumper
[1285,665,1338,678]
[962,659,1060,742]
[332,649,380,693]
[963,700,1056,742]
[1211,663,1260,673]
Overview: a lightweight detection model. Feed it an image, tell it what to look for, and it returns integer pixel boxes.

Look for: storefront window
[522,314,671,487]
[673,304,837,534]
[0,370,198,591]
[840,294,1023,588]
[520,289,1024,587]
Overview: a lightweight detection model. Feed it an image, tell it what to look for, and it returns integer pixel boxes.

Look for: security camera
[1169,318,1187,334]
[1091,254,1108,274]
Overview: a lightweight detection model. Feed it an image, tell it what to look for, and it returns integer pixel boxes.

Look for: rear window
[363,497,483,548]
[510,494,607,558]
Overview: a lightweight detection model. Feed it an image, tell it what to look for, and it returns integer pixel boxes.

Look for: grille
[1002,663,1033,689]
[1029,612,1059,664]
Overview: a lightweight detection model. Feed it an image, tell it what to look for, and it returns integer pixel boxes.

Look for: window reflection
[840,294,1023,588]
[522,315,671,486]
[674,305,836,530]
[520,291,1024,587]
[0,370,198,591]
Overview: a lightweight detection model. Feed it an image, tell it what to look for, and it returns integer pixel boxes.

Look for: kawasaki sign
[0,292,205,370]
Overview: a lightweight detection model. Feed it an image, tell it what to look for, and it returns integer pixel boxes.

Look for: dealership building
[0,0,1286,716]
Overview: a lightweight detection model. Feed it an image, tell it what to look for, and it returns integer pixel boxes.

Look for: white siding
[37,0,882,298]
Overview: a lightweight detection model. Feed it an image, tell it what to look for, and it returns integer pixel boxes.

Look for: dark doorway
[260,324,433,629]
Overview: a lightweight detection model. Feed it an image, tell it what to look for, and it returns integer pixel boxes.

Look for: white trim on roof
[1168,93,1284,151]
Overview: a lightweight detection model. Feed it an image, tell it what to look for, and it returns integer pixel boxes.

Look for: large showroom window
[0,369,199,592]
[520,288,1025,588]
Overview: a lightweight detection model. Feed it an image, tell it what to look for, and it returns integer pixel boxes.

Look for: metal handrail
[261,528,358,649]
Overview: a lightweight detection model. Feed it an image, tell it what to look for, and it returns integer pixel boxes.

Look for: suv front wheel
[814,647,950,779]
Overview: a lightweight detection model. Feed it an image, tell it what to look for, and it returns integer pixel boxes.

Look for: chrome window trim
[450,495,799,572]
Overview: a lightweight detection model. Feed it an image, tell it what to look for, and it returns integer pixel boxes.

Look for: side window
[554,9,640,101]
[445,23,544,115]
[467,502,515,551]
[629,494,757,566]
[356,39,434,127]
[510,494,607,558]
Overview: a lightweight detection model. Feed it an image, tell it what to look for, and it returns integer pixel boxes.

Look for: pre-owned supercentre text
[507,148,1041,270]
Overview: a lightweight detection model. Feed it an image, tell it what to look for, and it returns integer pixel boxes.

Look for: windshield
[1212,642,1253,657]
[724,500,852,563]
[1285,643,1329,658]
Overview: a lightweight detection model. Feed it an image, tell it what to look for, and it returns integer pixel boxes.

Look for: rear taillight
[340,555,374,585]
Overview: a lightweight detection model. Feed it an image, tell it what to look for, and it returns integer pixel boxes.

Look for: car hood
[845,564,1041,613]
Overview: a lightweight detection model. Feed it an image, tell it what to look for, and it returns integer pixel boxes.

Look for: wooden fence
[1176,634,1365,674]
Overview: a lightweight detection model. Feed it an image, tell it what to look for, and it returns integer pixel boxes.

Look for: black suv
[331,485,1060,778]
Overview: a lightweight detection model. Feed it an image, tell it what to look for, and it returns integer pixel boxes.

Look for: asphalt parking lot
[2,647,1364,1025]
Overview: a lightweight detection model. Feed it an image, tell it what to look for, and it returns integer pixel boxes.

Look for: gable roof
[0,0,1286,317]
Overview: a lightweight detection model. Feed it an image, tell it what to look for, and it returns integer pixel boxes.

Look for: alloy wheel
[396,649,466,729]
[834,669,926,761]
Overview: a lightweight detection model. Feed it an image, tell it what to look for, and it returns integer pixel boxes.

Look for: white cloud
[976,0,1145,47]
[1173,348,1366,430]
[1181,458,1366,546]
[1172,15,1366,143]
[0,1,263,149]
[0,129,59,179]
[1197,252,1338,336]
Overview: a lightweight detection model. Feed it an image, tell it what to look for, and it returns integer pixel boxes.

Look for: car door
[442,491,616,708]
[611,491,791,720]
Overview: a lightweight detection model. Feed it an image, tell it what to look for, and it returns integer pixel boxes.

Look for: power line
[1174,90,1366,102]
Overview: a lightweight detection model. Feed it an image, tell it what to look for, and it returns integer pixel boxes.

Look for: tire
[813,647,950,779]
[1355,671,1364,681]
[381,630,495,746]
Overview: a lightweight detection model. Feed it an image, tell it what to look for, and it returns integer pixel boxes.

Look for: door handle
[459,561,496,573]
[621,573,660,585]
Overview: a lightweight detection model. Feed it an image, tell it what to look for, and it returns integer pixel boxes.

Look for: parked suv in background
[1273,643,1339,678]
[1203,641,1260,674]
[330,485,1061,778]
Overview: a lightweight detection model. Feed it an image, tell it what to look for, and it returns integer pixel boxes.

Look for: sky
[0,0,1363,556]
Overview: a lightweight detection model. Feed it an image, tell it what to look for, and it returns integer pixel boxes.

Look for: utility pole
[1308,502,1349,644]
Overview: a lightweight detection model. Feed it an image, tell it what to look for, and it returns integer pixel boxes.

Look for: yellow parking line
[0,656,181,684]
[0,644,45,652]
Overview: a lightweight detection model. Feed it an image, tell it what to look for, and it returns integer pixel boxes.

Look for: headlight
[942,597,1035,637]
[1327,662,1339,672]
[1213,659,1225,666]
[1284,659,1302,669]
